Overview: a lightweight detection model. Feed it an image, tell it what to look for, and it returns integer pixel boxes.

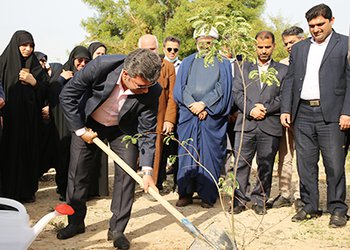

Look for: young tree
[189,10,283,248]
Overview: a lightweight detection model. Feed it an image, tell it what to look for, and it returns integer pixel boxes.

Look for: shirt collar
[257,59,271,67]
[310,31,333,45]
[117,70,134,95]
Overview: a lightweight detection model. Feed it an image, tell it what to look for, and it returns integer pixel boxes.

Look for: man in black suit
[0,84,4,195]
[57,48,162,249]
[232,31,288,215]
[281,4,350,228]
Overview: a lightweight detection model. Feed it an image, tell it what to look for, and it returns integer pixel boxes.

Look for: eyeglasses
[136,81,157,89]
[126,77,157,89]
[76,58,90,64]
[166,47,179,53]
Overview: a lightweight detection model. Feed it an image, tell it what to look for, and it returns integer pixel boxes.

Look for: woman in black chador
[0,30,49,202]
[35,51,63,179]
[49,45,91,201]
[87,42,109,198]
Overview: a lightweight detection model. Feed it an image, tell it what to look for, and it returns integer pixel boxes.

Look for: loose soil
[25,161,350,250]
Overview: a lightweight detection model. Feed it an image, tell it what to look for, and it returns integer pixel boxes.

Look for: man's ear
[121,70,128,79]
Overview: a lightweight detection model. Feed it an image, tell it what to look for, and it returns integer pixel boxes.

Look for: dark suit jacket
[0,84,4,100]
[59,54,162,166]
[233,60,288,137]
[281,31,350,122]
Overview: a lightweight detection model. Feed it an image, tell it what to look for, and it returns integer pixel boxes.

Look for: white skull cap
[193,27,219,40]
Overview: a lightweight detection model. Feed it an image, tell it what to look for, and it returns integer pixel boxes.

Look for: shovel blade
[189,224,236,250]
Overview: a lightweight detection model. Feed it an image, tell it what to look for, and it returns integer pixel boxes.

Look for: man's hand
[280,113,291,128]
[339,115,350,130]
[162,121,174,135]
[0,98,5,109]
[19,70,37,86]
[81,128,98,144]
[142,174,158,193]
[189,101,205,115]
[250,103,266,120]
[42,105,50,120]
[198,110,208,120]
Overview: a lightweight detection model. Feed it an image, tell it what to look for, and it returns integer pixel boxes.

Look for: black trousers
[294,103,348,215]
[233,127,280,206]
[67,118,138,232]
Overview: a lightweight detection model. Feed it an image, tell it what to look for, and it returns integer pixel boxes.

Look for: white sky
[0,0,348,63]
[263,0,349,36]
[0,0,95,63]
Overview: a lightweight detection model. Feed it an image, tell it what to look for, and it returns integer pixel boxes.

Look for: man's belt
[300,99,320,107]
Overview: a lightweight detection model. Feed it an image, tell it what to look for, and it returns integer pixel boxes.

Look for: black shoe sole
[57,226,85,240]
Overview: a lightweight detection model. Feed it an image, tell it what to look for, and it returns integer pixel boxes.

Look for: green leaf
[248,69,259,80]
[122,135,131,143]
[131,138,137,144]
[168,155,177,165]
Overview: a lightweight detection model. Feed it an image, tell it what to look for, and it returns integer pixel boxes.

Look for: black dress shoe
[175,195,193,207]
[200,201,214,208]
[108,230,130,250]
[252,204,267,215]
[329,212,348,228]
[228,205,246,214]
[291,209,322,222]
[57,223,85,240]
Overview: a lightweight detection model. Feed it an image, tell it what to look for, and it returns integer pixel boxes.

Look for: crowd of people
[0,3,349,250]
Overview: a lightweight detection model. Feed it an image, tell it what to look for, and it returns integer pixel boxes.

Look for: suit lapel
[248,63,261,93]
[302,39,311,70]
[119,96,138,119]
[320,32,339,67]
[101,65,123,101]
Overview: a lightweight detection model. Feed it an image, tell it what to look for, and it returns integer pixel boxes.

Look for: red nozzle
[54,204,74,215]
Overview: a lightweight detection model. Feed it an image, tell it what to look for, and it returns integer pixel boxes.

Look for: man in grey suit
[57,48,162,249]
[232,31,288,215]
[280,4,350,228]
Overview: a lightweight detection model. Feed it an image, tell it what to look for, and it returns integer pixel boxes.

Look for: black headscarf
[34,51,63,83]
[88,42,107,58]
[48,62,63,82]
[34,51,48,62]
[0,30,48,98]
[62,45,91,73]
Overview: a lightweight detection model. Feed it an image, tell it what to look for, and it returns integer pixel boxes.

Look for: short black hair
[305,3,332,22]
[282,26,304,38]
[255,30,275,43]
[163,36,181,47]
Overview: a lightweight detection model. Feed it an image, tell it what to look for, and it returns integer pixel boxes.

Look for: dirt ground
[24,160,350,250]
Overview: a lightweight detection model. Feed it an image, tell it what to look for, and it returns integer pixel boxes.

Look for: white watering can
[0,197,74,250]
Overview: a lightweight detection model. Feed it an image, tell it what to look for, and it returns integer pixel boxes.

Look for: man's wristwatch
[143,170,153,176]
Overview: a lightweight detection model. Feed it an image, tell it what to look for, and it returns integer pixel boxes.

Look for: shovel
[93,137,234,250]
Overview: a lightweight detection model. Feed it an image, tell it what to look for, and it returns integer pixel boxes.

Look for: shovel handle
[92,137,186,222]
[93,137,222,249]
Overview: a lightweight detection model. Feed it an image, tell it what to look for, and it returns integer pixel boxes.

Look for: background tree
[81,0,266,57]
[264,14,301,61]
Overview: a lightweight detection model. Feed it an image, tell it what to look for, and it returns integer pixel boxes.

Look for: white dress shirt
[300,33,332,100]
[258,59,271,88]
